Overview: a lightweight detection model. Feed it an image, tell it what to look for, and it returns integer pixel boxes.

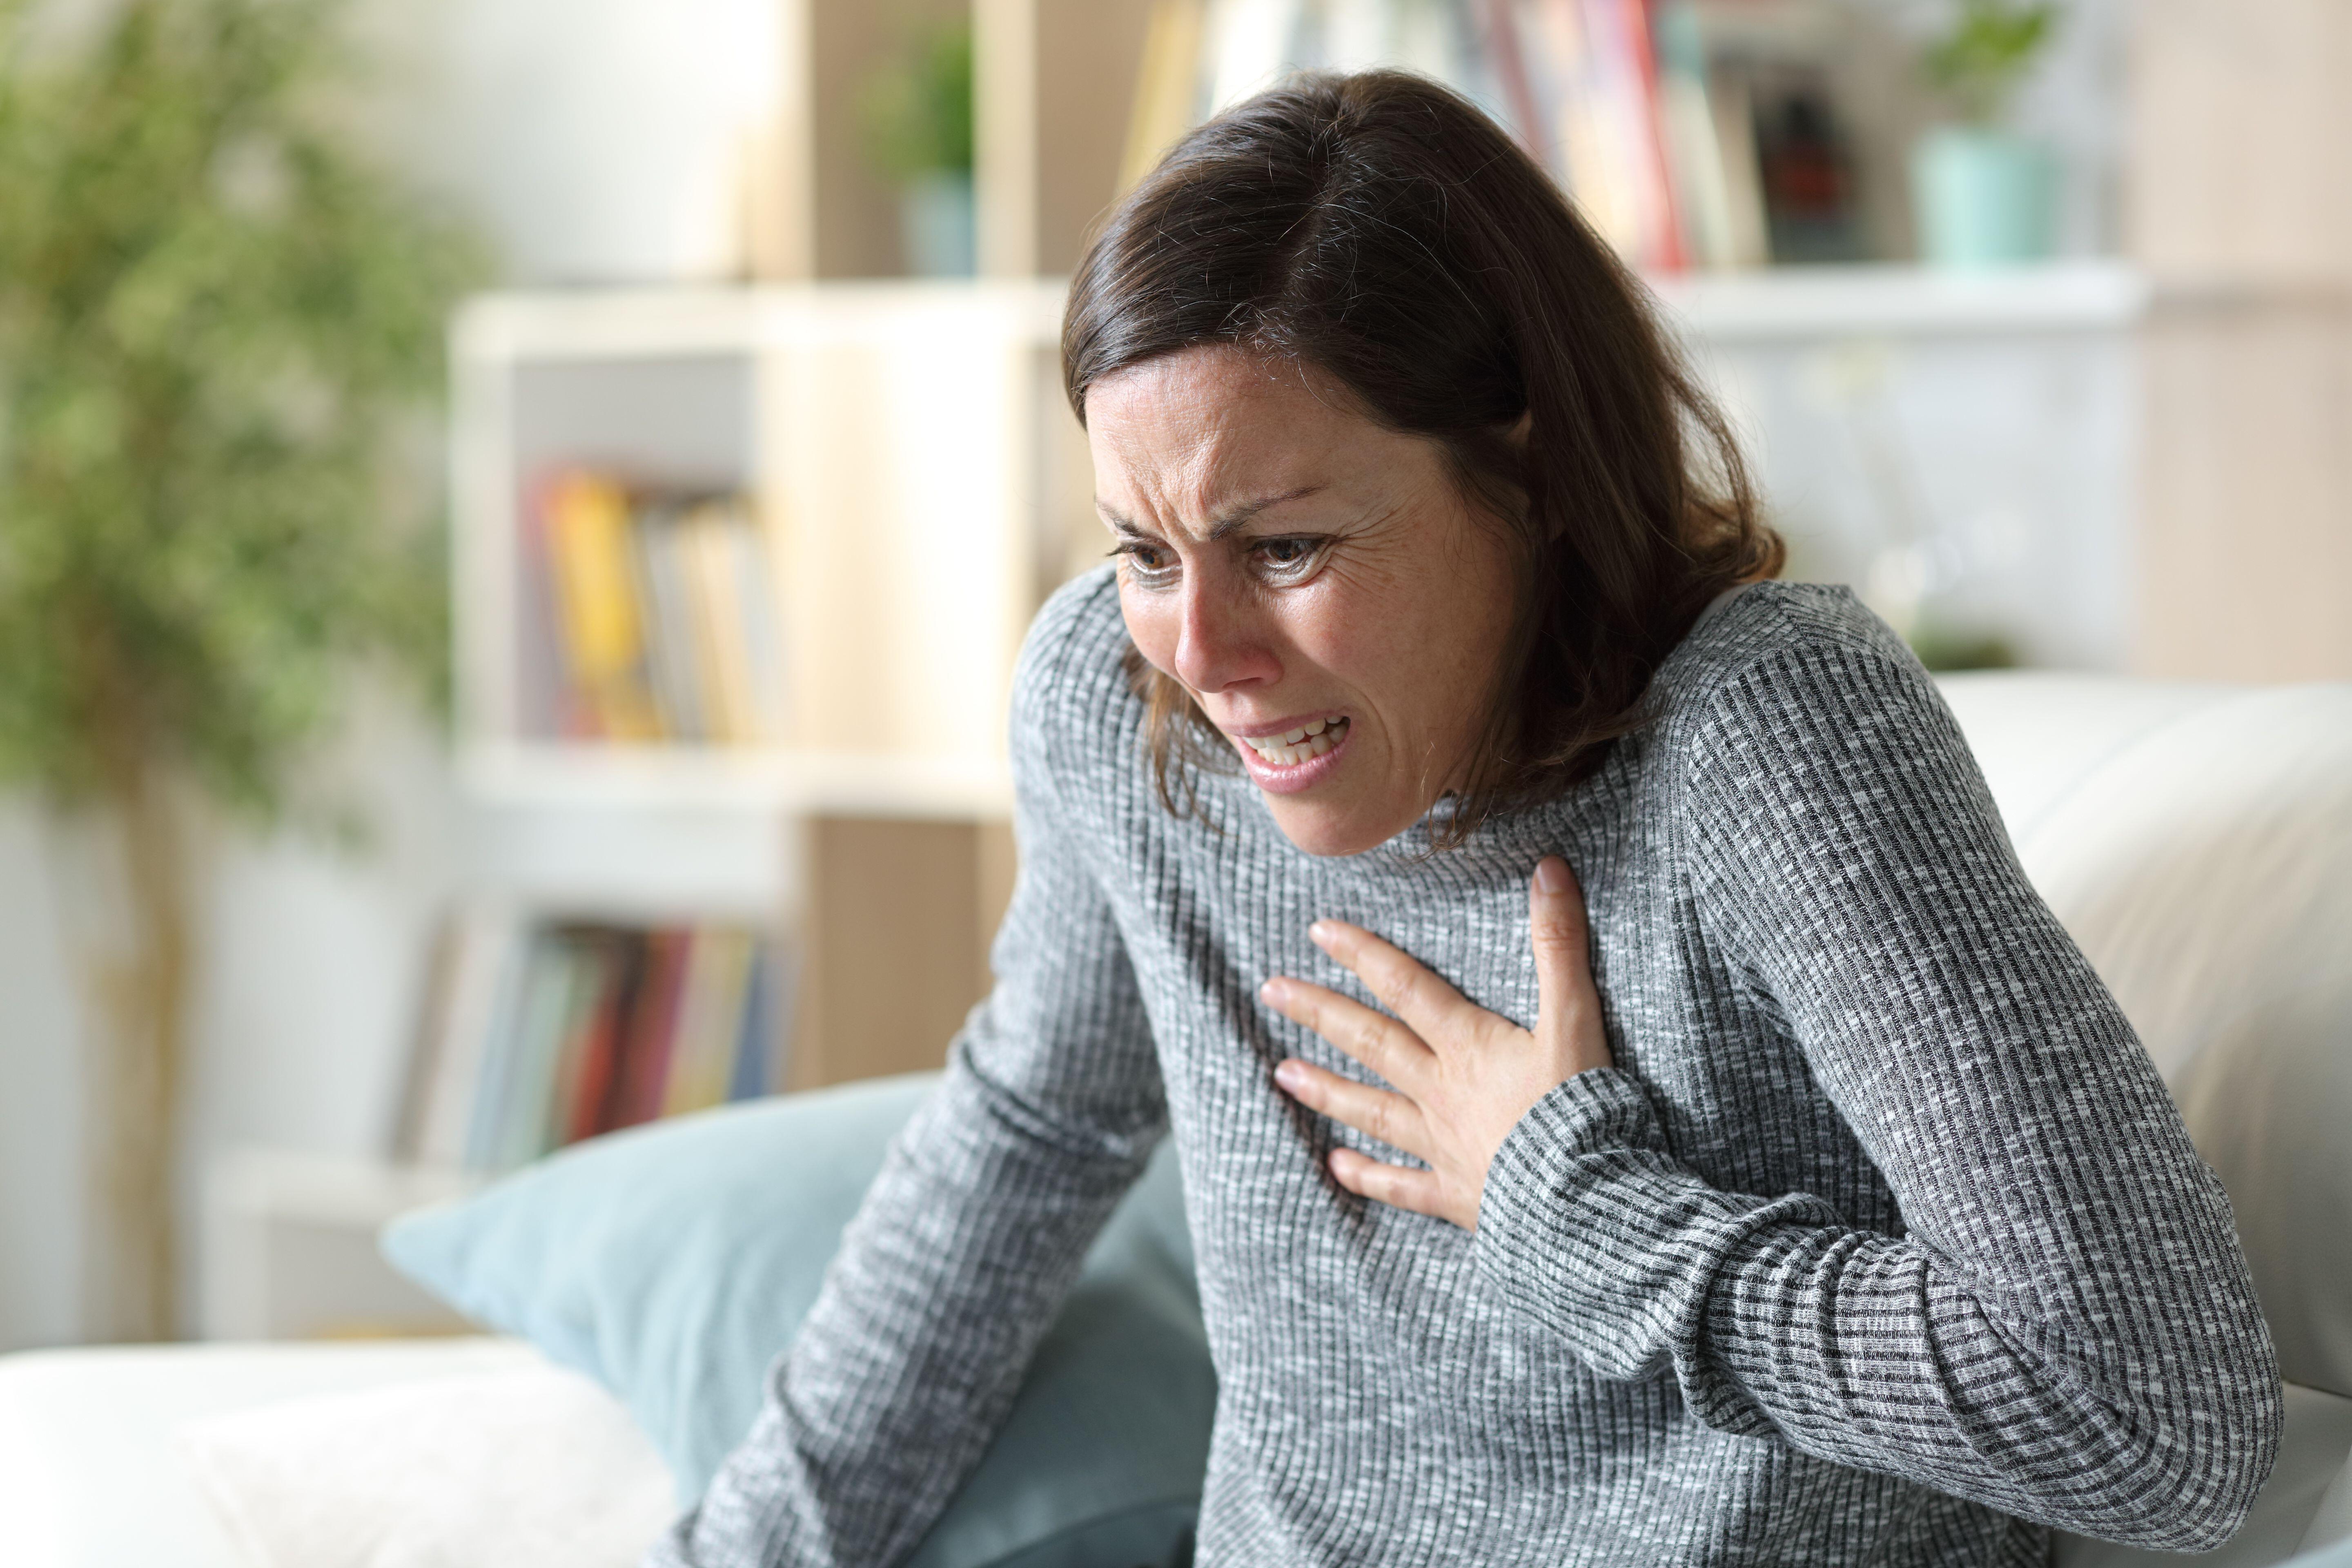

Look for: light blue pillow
[382,1073,1212,1568]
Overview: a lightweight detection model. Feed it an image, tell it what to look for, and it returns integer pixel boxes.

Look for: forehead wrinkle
[1089,345,1351,540]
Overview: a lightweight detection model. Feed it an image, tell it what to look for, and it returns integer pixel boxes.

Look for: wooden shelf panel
[1651,261,2150,341]
[452,280,1066,362]
[459,742,1014,820]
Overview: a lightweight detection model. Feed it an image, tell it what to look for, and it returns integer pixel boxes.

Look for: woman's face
[1087,345,1519,858]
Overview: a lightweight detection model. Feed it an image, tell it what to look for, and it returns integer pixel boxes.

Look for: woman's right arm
[649,588,1164,1568]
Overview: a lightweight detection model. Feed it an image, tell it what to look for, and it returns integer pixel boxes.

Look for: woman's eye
[1253,537,1324,578]
[1114,540,1178,583]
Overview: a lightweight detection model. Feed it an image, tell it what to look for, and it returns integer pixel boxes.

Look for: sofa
[2,670,2346,1568]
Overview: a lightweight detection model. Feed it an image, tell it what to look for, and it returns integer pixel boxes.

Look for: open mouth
[1235,715,1350,769]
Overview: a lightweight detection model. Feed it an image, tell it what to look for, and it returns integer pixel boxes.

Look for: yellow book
[1121,0,1208,194]
[679,499,759,746]
[543,472,662,742]
[662,927,754,1118]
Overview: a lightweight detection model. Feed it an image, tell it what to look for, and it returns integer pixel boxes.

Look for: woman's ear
[1507,409,1533,449]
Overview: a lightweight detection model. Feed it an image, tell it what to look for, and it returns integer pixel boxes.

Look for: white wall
[0,696,458,1352]
[0,804,89,1349]
[346,0,786,285]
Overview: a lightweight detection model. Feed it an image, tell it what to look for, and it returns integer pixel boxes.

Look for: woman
[657,72,2276,1567]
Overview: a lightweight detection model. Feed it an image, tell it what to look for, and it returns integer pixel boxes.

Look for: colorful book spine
[557,930,646,1149]
[613,927,693,1131]
[542,473,662,742]
[663,926,757,1118]
[525,473,786,748]
[728,942,783,1103]
[1170,0,1783,274]
[679,504,758,747]
[631,499,706,743]
[405,913,786,1174]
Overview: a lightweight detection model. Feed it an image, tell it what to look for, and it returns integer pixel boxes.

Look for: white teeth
[1241,717,1349,767]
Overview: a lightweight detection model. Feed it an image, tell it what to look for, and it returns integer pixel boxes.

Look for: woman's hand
[1262,856,1612,1231]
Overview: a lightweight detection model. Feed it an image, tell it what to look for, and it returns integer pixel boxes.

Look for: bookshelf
[448,280,1082,1115]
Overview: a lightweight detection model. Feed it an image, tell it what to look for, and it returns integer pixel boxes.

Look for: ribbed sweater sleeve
[648,601,1165,1568]
[1471,640,2281,1550]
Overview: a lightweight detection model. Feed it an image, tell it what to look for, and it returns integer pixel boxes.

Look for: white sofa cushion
[0,1336,537,1568]
[1943,675,2352,1403]
[180,1356,675,1568]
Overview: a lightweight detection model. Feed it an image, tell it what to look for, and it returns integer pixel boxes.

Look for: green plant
[857,16,975,186]
[0,0,481,1338]
[1922,0,2058,125]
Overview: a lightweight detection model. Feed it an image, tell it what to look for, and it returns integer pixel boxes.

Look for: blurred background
[0,0,2344,1352]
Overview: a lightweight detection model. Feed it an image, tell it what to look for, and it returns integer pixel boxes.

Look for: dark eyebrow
[1097,486,1325,542]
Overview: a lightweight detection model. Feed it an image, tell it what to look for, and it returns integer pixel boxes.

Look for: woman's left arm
[1271,643,2281,1550]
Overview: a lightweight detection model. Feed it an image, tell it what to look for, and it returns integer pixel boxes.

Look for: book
[1123,0,1211,191]
[1517,0,1685,270]
[524,473,785,748]
[410,906,522,1169]
[631,499,706,742]
[555,929,648,1149]
[402,910,790,1172]
[542,472,662,742]
[1140,0,1869,275]
[1704,57,1772,267]
[612,926,695,1131]
[726,502,791,745]
[1476,0,1549,167]
[467,927,582,1170]
[663,926,757,1118]
[728,940,789,1102]
[1744,58,1864,263]
[1654,0,1741,269]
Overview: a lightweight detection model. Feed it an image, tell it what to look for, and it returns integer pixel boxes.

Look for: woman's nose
[1173,574,1280,695]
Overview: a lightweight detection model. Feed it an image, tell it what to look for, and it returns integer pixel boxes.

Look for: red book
[566,930,648,1145]
[611,928,693,1131]
[1624,0,1688,272]
[1477,0,1547,168]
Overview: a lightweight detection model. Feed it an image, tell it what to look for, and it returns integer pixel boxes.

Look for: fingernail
[1274,1060,1304,1090]
[1535,858,1569,894]
[1308,920,1336,947]
[1259,978,1286,1005]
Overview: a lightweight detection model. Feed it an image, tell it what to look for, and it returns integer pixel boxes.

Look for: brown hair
[1062,69,1782,843]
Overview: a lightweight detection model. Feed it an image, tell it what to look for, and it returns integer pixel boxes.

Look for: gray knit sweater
[655,570,2279,1568]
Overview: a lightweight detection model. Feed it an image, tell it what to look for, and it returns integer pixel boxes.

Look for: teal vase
[1910,127,2057,268]
[900,170,977,278]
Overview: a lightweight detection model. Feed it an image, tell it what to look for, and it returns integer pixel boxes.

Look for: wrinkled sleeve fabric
[648,602,1164,1568]
[1472,640,2281,1550]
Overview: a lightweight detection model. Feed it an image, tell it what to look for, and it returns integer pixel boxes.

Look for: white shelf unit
[1650,259,2149,341]
[443,279,1071,1120]
[201,1151,476,1341]
[449,279,1086,824]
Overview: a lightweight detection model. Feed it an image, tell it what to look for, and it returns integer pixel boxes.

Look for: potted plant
[858,16,977,278]
[0,0,479,1339]
[1911,0,2060,267]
